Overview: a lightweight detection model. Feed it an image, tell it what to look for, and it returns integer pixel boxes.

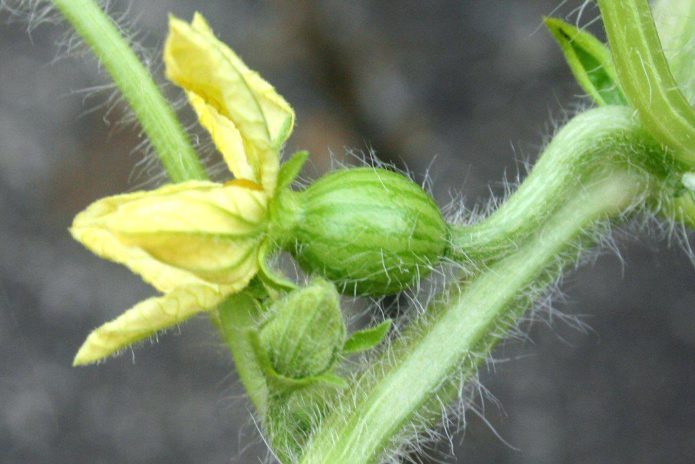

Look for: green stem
[299,107,665,464]
[51,0,207,182]
[449,106,672,261]
[598,0,695,167]
[217,292,269,414]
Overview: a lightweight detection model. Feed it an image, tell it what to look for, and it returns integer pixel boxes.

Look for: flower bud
[259,280,346,379]
[290,168,450,295]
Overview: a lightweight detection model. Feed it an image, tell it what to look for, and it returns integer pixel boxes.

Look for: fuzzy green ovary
[289,168,450,295]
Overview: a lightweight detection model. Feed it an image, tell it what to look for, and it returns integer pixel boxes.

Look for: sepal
[256,241,299,292]
[343,319,392,354]
[663,172,695,229]
[544,17,626,106]
[277,151,309,191]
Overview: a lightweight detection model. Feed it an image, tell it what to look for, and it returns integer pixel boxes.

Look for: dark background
[1,1,694,463]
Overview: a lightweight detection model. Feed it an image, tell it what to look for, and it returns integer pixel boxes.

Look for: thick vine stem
[51,0,208,182]
[449,106,675,261]
[298,106,668,464]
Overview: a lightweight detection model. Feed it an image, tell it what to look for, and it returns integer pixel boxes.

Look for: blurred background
[1,1,694,463]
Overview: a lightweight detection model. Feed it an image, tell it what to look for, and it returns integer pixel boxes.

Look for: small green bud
[290,167,450,295]
[259,280,346,380]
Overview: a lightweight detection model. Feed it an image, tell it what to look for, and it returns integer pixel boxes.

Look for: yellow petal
[71,181,267,289]
[73,285,231,366]
[164,13,294,195]
[187,92,254,181]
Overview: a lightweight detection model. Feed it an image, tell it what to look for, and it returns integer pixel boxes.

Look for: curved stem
[51,0,208,182]
[449,106,672,261]
[299,107,665,464]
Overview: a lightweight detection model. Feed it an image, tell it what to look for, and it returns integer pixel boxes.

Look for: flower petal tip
[72,334,109,367]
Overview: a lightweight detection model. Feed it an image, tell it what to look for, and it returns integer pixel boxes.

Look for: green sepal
[305,372,349,389]
[277,150,309,190]
[654,172,695,229]
[343,319,392,354]
[256,241,298,293]
[544,17,626,106]
[265,369,348,393]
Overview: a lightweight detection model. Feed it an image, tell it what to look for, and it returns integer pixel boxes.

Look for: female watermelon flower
[71,13,295,365]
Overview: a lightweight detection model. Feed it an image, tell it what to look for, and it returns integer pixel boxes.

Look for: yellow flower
[71,13,294,366]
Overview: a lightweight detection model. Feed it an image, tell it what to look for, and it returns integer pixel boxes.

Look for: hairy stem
[299,106,665,464]
[51,0,207,182]
[217,292,269,415]
[449,106,673,261]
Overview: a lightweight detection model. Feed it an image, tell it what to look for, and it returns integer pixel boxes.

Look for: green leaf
[343,319,392,354]
[544,17,627,106]
[277,150,309,191]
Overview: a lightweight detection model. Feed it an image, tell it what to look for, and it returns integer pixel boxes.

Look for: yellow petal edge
[70,181,267,291]
[164,12,295,195]
[70,180,269,364]
[73,284,229,365]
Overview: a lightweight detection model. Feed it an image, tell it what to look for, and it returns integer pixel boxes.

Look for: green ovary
[288,168,450,295]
